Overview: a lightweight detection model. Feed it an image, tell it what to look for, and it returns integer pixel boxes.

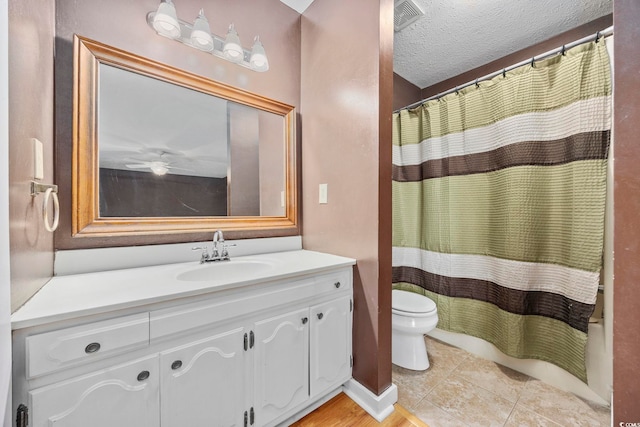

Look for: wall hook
[30,181,59,232]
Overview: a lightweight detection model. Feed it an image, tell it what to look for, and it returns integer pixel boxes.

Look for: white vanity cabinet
[29,355,160,427]
[12,251,355,427]
[253,307,310,426]
[309,296,352,397]
[159,326,247,427]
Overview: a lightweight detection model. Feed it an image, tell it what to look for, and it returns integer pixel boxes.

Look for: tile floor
[393,336,611,427]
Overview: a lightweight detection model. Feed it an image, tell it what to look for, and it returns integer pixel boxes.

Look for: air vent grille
[394,0,424,32]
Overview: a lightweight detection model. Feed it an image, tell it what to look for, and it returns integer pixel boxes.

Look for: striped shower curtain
[392,41,611,382]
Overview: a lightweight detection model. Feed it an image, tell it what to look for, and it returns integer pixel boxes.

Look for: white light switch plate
[32,138,44,180]
[319,183,328,204]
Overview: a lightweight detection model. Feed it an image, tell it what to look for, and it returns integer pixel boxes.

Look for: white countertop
[12,250,356,330]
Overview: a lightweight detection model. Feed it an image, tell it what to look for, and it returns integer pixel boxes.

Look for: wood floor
[291,392,429,427]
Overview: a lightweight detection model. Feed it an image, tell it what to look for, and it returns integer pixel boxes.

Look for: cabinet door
[29,355,159,427]
[253,308,309,426]
[160,327,246,427]
[310,296,352,396]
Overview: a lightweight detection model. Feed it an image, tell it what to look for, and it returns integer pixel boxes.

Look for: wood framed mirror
[72,35,297,237]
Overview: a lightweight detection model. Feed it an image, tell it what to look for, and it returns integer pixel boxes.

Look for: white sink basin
[176,259,276,282]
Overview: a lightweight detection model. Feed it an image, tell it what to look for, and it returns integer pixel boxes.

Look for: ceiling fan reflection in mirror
[123,149,192,176]
[125,160,174,176]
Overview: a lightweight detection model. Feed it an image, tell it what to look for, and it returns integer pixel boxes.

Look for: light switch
[319,183,328,204]
[33,138,44,180]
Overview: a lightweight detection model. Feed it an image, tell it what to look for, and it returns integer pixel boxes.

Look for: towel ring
[31,181,59,232]
[42,187,60,232]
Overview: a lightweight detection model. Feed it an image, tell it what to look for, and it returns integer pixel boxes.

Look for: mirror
[72,35,297,237]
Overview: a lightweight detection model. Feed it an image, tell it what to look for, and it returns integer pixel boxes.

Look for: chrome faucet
[192,230,235,263]
[212,230,224,260]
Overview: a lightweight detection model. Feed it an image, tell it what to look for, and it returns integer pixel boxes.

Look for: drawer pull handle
[317,313,324,320]
[137,370,150,382]
[84,342,101,354]
[171,360,182,370]
[301,317,308,325]
[334,282,341,288]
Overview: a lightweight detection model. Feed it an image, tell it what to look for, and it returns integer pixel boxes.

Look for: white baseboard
[342,379,398,422]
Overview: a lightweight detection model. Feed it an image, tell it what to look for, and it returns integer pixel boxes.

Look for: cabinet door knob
[301,317,308,325]
[84,342,101,354]
[334,282,341,288]
[171,360,182,370]
[137,370,150,382]
[317,313,324,320]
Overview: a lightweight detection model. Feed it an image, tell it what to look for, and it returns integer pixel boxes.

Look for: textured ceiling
[280,0,612,89]
[394,0,613,89]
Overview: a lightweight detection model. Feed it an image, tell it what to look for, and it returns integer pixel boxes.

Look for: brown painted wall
[613,0,640,422]
[8,0,55,311]
[54,0,301,249]
[393,73,421,111]
[300,0,394,395]
[99,169,227,217]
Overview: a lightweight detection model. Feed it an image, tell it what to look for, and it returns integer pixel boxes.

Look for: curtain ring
[42,187,60,232]
[502,69,506,78]
[595,31,601,43]
[561,45,566,56]
[475,78,479,88]
[531,56,536,68]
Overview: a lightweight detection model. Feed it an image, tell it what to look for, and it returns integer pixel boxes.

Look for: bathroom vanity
[11,250,355,427]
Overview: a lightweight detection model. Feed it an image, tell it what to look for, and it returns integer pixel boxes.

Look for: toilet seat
[392,289,437,315]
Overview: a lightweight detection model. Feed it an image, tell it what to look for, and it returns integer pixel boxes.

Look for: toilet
[392,289,439,370]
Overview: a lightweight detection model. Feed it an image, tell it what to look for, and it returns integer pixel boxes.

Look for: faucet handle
[219,242,236,260]
[192,246,210,263]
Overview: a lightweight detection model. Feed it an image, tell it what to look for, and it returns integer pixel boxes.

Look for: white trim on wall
[0,0,13,424]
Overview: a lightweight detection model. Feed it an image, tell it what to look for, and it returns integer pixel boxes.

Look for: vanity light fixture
[147,1,269,72]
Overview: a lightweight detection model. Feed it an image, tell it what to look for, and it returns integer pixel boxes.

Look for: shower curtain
[392,41,611,382]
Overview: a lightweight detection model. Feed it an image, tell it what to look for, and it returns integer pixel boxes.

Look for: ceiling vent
[394,0,424,32]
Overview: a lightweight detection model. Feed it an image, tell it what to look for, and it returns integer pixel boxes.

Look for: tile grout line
[394,345,474,427]
[420,357,493,427]
[502,371,533,426]
[508,376,565,427]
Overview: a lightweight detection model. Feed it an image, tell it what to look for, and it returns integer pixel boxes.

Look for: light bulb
[150,162,169,176]
[190,9,213,52]
[223,24,244,63]
[250,37,269,72]
[152,0,181,39]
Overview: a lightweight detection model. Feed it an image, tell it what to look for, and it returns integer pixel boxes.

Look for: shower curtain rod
[395,25,614,113]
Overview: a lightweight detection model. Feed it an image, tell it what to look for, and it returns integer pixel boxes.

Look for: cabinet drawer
[314,269,352,293]
[26,313,150,379]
